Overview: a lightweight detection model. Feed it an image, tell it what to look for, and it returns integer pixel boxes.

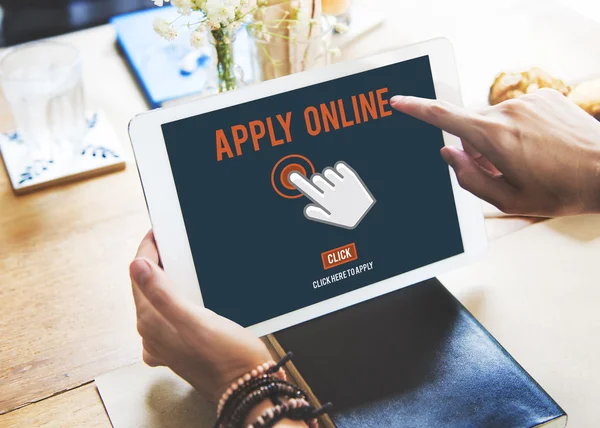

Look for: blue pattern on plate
[81,145,120,158]
[18,160,55,185]
[87,112,99,129]
[3,111,117,186]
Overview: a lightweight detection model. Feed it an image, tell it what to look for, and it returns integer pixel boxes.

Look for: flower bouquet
[152,0,341,92]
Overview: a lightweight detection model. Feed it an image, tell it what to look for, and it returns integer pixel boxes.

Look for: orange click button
[322,243,358,270]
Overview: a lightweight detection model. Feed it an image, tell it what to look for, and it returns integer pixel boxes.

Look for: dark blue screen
[162,55,463,327]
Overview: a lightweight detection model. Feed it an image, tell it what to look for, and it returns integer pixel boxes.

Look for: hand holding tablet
[129,39,487,336]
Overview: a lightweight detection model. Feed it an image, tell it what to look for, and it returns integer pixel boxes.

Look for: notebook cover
[110,7,255,108]
[273,278,566,427]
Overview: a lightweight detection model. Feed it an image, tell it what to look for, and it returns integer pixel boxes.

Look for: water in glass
[1,42,86,160]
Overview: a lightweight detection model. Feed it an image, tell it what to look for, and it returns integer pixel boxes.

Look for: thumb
[304,205,331,223]
[130,258,198,328]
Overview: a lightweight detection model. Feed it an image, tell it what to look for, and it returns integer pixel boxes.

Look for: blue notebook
[273,278,567,427]
[110,7,255,108]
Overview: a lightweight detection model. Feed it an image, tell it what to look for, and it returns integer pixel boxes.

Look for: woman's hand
[391,89,600,217]
[129,230,271,403]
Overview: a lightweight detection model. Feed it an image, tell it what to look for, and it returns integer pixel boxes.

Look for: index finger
[289,171,325,204]
[390,96,491,153]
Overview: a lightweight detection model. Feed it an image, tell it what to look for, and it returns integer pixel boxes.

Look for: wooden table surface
[4,0,598,425]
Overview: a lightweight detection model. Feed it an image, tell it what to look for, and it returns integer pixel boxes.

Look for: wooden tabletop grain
[0,24,152,421]
[5,0,588,423]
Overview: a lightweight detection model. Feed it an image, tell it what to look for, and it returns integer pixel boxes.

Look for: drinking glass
[249,8,334,82]
[0,41,86,160]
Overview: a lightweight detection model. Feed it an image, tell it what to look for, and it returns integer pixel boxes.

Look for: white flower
[251,20,272,42]
[172,0,193,14]
[238,0,257,16]
[334,22,349,34]
[205,0,241,26]
[252,20,265,32]
[229,21,242,31]
[261,31,272,42]
[329,47,342,58]
[153,17,178,40]
[190,27,207,48]
[207,20,221,30]
[152,0,170,6]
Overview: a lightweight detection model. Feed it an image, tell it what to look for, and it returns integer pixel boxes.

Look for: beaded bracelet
[219,375,276,418]
[262,400,333,428]
[216,379,307,428]
[219,372,307,422]
[217,354,291,416]
[219,377,304,426]
[215,352,332,428]
[249,398,314,428]
[226,383,306,427]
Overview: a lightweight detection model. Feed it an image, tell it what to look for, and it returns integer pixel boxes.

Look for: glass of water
[0,41,86,160]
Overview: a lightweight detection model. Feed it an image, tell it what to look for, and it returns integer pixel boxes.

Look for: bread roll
[489,67,600,120]
[568,78,600,120]
[489,67,570,105]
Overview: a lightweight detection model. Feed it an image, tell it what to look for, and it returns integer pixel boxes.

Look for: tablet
[129,38,487,336]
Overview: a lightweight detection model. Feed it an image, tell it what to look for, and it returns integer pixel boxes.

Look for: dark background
[162,56,464,327]
[0,0,152,46]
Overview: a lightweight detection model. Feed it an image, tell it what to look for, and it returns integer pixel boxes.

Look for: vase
[249,5,334,82]
[209,27,241,93]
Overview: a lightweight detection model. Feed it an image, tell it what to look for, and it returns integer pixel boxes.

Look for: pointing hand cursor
[289,161,376,229]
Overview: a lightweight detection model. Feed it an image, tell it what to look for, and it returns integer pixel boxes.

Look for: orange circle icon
[280,164,307,190]
[271,154,315,199]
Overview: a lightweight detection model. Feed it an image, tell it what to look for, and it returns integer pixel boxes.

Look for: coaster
[0,110,126,195]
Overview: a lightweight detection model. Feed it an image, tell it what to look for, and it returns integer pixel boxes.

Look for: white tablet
[129,38,487,336]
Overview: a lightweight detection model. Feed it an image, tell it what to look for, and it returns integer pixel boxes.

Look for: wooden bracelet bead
[249,398,313,428]
[218,362,287,416]
[226,383,305,428]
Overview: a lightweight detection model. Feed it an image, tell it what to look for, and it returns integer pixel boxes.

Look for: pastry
[489,67,570,105]
[489,67,600,120]
[568,78,600,120]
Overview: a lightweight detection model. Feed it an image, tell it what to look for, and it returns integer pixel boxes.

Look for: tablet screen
[161,55,463,327]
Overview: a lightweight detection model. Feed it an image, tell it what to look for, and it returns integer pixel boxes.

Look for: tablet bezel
[129,38,487,336]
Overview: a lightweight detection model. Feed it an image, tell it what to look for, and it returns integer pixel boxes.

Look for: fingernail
[390,95,405,107]
[440,147,455,166]
[131,258,152,287]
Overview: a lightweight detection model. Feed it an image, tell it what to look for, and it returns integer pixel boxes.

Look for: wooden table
[2,0,598,424]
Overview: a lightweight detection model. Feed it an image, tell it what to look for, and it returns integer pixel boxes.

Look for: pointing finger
[289,171,325,202]
[390,96,496,158]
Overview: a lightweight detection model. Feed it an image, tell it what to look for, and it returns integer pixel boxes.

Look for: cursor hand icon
[289,161,376,229]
